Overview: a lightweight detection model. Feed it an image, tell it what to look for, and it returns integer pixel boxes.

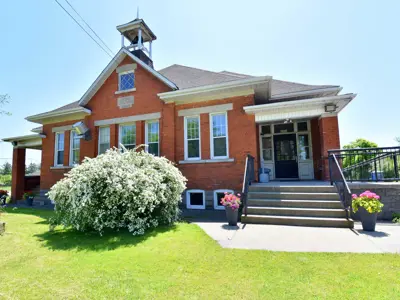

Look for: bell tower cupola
[117,10,156,68]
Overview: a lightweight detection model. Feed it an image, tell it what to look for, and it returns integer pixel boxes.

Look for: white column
[149,41,152,59]
[138,29,142,49]
[121,34,125,48]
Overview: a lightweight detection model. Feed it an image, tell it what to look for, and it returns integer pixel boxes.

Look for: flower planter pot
[26,197,34,206]
[225,206,239,226]
[358,207,378,231]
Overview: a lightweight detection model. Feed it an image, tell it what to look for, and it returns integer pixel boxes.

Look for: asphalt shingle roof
[41,64,338,115]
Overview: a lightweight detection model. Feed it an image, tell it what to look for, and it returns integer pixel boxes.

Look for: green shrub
[48,148,187,235]
[393,213,400,223]
[0,175,11,186]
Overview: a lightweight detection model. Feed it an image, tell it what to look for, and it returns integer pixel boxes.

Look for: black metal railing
[328,154,352,218]
[328,146,400,182]
[241,154,255,216]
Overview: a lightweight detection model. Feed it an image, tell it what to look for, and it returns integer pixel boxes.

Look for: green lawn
[1,185,11,192]
[0,209,399,299]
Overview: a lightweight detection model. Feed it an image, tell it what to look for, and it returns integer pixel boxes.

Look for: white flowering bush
[48,148,187,235]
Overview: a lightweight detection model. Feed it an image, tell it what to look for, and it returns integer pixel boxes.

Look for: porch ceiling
[2,134,44,150]
[244,94,356,123]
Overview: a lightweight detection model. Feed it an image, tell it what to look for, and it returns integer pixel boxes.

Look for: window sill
[50,166,73,170]
[179,158,234,164]
[115,88,136,95]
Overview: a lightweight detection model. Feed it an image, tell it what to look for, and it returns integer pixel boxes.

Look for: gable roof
[158,64,339,97]
[28,60,341,119]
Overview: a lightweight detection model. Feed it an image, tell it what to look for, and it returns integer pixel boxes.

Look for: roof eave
[158,76,272,103]
[25,107,91,124]
[271,86,342,100]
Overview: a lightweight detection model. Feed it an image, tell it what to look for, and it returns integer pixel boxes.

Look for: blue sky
[1,0,399,164]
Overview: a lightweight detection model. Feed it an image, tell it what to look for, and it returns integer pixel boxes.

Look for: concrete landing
[196,222,400,253]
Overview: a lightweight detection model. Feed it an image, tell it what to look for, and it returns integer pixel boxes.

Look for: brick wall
[319,116,340,180]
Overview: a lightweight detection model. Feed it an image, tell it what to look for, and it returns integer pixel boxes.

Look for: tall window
[70,130,80,166]
[184,116,200,160]
[146,120,159,156]
[98,127,110,155]
[119,71,135,91]
[119,124,136,150]
[54,132,64,166]
[210,112,228,159]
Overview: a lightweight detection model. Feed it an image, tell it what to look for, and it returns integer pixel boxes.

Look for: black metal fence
[328,146,400,182]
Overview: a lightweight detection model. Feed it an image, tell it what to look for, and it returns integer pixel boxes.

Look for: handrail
[329,154,352,219]
[241,154,255,217]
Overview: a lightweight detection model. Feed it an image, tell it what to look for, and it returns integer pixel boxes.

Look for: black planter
[25,197,34,206]
[358,207,378,231]
[225,206,239,226]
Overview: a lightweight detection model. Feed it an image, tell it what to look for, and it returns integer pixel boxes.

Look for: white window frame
[210,112,229,159]
[98,126,110,155]
[213,189,234,210]
[186,189,205,209]
[119,123,136,150]
[69,130,80,166]
[54,132,65,167]
[118,70,135,91]
[145,120,160,156]
[184,115,201,160]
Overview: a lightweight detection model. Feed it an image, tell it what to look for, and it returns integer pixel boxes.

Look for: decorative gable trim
[78,48,178,106]
[117,96,134,109]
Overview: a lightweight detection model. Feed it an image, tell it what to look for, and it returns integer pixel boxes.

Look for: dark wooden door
[274,134,298,178]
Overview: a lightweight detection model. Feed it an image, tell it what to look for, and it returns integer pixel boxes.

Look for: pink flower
[352,194,358,199]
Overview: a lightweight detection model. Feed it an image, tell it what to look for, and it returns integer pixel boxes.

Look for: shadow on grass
[34,224,178,252]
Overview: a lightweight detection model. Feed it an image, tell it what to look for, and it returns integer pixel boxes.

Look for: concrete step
[247,199,343,209]
[246,206,347,218]
[249,185,336,193]
[248,191,339,200]
[241,214,354,228]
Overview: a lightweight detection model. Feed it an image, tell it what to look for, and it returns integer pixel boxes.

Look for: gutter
[158,76,272,100]
[2,133,45,143]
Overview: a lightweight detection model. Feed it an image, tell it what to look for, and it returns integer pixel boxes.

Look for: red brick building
[3,18,356,210]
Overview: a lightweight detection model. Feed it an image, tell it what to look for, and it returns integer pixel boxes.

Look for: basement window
[186,190,205,209]
[213,189,234,210]
[119,71,135,91]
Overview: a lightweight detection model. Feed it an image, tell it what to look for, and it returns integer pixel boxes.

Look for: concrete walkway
[196,222,400,253]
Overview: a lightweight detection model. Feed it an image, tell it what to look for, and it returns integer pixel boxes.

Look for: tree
[26,162,39,174]
[1,162,12,175]
[343,138,378,149]
[395,137,400,145]
[0,94,11,116]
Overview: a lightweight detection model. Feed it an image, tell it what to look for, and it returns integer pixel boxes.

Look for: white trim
[69,130,80,166]
[179,158,234,164]
[54,132,65,167]
[50,166,72,170]
[186,189,205,209]
[98,126,110,155]
[244,94,356,114]
[158,76,271,102]
[26,107,91,123]
[115,88,136,95]
[178,103,233,117]
[52,125,73,133]
[213,189,234,210]
[118,123,136,150]
[271,87,342,100]
[94,112,161,127]
[116,63,137,74]
[145,120,160,156]
[2,134,43,143]
[78,48,177,106]
[209,112,229,159]
[184,115,201,160]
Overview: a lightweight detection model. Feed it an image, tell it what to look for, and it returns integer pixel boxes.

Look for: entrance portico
[2,134,43,201]
[244,94,356,181]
